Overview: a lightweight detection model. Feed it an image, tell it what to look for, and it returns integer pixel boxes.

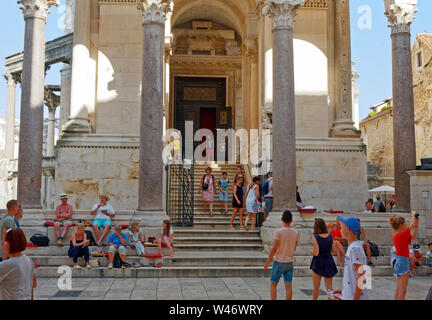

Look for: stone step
[29,254,396,268]
[174,229,260,237]
[173,236,262,244]
[34,265,431,278]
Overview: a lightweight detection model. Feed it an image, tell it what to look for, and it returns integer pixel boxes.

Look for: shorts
[93,219,112,228]
[54,219,73,226]
[219,191,228,202]
[270,261,294,283]
[264,198,273,214]
[394,255,411,276]
[108,245,127,256]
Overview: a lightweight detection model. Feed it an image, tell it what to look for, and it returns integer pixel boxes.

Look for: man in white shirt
[90,195,115,246]
[338,216,370,300]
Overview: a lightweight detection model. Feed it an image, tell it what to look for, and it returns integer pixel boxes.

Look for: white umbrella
[368,185,395,203]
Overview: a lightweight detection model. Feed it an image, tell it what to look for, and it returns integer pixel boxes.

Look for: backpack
[30,233,50,247]
[261,178,272,197]
[84,230,96,247]
[377,201,386,212]
[367,240,382,257]
[113,253,122,268]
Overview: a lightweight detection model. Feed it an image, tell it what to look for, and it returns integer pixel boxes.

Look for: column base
[329,118,361,138]
[261,210,299,253]
[20,209,46,226]
[134,210,169,237]
[61,118,92,135]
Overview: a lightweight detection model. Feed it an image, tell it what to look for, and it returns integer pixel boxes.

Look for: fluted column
[245,40,259,130]
[4,73,18,159]
[262,0,304,211]
[137,0,173,212]
[330,0,360,137]
[384,0,418,212]
[17,0,59,209]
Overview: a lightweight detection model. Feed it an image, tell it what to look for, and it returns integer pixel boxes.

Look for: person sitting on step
[155,220,174,258]
[127,222,145,257]
[68,224,91,269]
[90,195,115,246]
[54,194,73,246]
[107,225,129,269]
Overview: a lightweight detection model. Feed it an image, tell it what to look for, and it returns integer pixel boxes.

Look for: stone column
[245,40,259,130]
[330,0,360,137]
[59,64,72,130]
[4,73,18,159]
[44,87,60,157]
[384,0,418,212]
[63,0,92,133]
[262,0,303,212]
[17,0,59,209]
[136,0,173,218]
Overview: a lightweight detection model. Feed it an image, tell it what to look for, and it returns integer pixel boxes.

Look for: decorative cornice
[261,0,306,30]
[304,0,328,8]
[384,1,418,34]
[18,0,59,20]
[136,0,173,25]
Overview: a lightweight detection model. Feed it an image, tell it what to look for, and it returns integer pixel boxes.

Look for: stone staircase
[14,163,431,278]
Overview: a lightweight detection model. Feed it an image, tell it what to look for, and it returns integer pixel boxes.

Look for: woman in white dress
[244,176,261,231]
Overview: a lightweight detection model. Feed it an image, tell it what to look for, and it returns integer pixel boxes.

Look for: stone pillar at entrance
[17,0,59,209]
[384,0,418,212]
[262,0,303,212]
[330,0,360,138]
[136,0,173,227]
[4,73,18,159]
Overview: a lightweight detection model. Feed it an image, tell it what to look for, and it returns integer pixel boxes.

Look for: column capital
[136,0,173,25]
[260,0,305,30]
[18,0,59,20]
[4,73,18,86]
[384,0,418,34]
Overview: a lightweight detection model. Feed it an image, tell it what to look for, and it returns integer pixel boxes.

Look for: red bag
[44,221,55,227]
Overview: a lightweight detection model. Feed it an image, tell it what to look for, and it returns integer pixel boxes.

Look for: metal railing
[165,162,194,227]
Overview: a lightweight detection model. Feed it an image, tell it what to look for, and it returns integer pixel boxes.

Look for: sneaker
[86,264,91,269]
[107,263,113,269]
[73,265,81,269]
[367,261,375,268]
[57,238,64,246]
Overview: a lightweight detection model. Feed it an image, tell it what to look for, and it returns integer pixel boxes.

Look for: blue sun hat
[337,216,361,239]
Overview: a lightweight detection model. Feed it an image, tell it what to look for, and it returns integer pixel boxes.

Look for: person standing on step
[199,167,216,216]
[264,211,299,300]
[232,166,246,190]
[68,224,91,269]
[230,175,245,230]
[0,200,20,261]
[90,195,116,246]
[244,177,261,231]
[310,218,338,300]
[54,194,73,246]
[218,172,229,215]
[262,172,273,221]
[389,212,419,300]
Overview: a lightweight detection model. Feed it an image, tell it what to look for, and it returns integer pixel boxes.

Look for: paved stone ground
[34,276,432,300]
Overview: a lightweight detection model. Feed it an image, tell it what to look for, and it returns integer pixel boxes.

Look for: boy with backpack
[262,172,273,221]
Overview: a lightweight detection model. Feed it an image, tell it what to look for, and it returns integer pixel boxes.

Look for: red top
[392,227,412,258]
[330,228,342,239]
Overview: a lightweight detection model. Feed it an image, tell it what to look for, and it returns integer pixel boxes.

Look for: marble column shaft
[272,27,296,211]
[17,13,48,209]
[385,1,418,212]
[138,21,165,212]
[46,106,56,157]
[261,0,304,211]
[5,74,17,159]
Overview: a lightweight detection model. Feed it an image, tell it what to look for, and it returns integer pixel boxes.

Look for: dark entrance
[174,77,232,159]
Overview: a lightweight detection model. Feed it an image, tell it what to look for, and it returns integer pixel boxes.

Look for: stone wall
[408,170,432,242]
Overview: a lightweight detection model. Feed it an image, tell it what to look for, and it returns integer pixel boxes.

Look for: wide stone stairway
[18,163,430,278]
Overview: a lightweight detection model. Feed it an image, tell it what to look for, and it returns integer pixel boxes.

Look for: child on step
[156,220,174,258]
[127,222,145,257]
[218,172,229,215]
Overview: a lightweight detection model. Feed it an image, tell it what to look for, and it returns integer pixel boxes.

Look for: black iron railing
[165,162,194,226]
